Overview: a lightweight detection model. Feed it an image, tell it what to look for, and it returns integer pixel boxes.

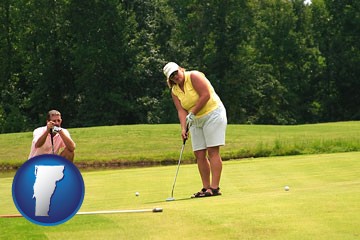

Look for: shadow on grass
[146,197,196,204]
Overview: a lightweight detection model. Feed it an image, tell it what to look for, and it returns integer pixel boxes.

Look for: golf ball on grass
[135,192,139,196]
[284,186,290,191]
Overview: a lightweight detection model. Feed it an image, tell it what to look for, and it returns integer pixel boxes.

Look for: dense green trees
[0,0,359,133]
[317,0,360,120]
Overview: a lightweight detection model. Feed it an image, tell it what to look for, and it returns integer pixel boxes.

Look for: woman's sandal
[203,187,222,197]
[191,188,207,198]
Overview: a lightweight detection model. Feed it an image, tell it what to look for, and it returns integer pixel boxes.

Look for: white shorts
[190,104,227,151]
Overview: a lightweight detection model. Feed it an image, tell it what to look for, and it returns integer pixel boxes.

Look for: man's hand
[46,121,55,133]
[186,112,195,126]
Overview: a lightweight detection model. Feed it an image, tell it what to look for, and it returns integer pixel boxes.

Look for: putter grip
[183,124,189,145]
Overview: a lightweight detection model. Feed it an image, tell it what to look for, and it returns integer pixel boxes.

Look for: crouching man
[29,110,76,162]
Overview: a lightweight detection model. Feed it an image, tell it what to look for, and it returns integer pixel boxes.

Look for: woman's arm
[188,71,210,115]
[172,92,189,140]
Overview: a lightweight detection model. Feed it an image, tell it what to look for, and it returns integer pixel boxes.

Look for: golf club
[166,125,189,202]
[50,128,55,154]
[77,207,163,215]
[0,208,163,218]
[0,214,23,218]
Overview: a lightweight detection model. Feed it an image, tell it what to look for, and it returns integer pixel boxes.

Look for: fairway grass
[1,152,359,239]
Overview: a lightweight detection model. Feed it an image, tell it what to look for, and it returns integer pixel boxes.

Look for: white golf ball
[284,186,290,191]
[135,192,139,196]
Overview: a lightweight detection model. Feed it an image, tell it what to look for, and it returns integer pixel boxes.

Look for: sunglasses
[169,71,178,81]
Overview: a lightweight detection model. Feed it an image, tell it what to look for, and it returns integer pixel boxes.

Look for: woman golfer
[163,62,227,197]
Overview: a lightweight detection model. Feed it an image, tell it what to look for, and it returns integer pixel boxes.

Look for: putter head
[166,197,175,201]
[152,207,163,212]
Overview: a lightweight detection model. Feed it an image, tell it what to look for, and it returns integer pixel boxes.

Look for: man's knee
[60,148,75,162]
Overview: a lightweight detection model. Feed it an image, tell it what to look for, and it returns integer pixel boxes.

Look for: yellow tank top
[172,71,221,118]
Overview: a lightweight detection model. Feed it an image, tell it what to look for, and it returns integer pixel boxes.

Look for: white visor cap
[163,62,179,79]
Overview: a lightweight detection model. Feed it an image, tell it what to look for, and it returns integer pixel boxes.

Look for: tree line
[0,0,359,133]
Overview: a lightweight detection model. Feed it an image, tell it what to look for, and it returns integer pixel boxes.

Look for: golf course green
[0,123,359,239]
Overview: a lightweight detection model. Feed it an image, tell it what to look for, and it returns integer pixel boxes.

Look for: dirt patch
[75,159,196,170]
[0,159,197,172]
